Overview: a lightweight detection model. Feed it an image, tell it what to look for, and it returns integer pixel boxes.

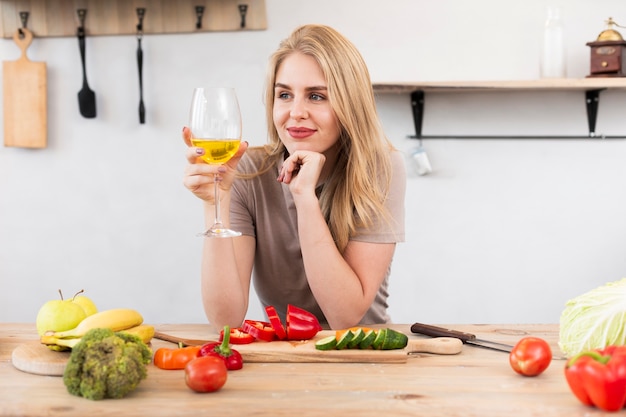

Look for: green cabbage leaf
[559,278,626,357]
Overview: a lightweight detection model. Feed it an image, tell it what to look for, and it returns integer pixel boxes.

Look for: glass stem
[213,174,222,227]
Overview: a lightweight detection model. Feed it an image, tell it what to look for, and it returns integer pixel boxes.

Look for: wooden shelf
[372,78,626,139]
[372,78,626,94]
[0,0,267,38]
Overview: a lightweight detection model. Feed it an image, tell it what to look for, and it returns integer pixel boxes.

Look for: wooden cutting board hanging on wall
[3,27,47,148]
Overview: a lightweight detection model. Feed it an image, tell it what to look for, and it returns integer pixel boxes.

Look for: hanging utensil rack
[0,0,266,38]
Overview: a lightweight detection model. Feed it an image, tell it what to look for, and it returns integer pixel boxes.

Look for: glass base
[197,226,242,238]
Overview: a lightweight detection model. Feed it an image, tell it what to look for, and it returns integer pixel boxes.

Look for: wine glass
[189,87,242,238]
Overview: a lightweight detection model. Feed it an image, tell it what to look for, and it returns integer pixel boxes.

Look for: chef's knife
[411,322,516,353]
[154,331,215,346]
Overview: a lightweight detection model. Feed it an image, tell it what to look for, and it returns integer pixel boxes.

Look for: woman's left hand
[277,150,325,195]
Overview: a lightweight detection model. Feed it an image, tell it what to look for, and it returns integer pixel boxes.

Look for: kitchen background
[1,0,625,327]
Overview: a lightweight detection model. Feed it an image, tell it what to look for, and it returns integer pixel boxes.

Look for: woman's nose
[289,98,308,119]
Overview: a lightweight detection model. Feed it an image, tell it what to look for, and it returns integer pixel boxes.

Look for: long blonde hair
[258,24,394,252]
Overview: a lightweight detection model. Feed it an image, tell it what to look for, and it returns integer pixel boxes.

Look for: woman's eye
[277,91,291,100]
[310,93,324,101]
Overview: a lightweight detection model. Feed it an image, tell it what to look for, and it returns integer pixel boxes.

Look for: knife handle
[410,323,477,343]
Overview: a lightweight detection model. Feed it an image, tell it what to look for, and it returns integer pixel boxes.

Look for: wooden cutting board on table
[3,27,47,148]
[11,331,462,377]
[153,330,463,364]
[12,341,70,376]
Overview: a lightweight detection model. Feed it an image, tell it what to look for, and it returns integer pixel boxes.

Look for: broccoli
[62,327,152,400]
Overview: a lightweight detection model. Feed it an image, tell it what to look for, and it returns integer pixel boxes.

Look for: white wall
[1,0,625,326]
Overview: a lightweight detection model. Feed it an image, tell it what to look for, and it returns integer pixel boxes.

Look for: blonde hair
[257,24,394,252]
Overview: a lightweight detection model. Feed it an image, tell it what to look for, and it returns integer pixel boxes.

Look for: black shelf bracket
[408,88,624,139]
[585,89,602,137]
[410,90,425,140]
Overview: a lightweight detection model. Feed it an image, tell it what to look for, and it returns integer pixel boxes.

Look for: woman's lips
[287,127,316,139]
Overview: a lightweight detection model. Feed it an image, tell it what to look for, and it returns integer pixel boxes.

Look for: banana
[44,308,143,339]
[41,324,155,350]
[117,324,155,344]
[40,334,81,349]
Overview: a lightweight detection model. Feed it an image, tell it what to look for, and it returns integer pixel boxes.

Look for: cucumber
[347,328,366,348]
[380,328,409,350]
[316,328,407,351]
[315,335,338,351]
[335,330,354,349]
[371,328,387,350]
[358,329,376,349]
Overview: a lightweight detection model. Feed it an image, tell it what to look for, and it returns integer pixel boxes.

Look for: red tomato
[184,356,228,392]
[509,337,552,376]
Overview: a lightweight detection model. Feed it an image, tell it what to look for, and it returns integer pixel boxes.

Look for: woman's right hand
[182,126,248,203]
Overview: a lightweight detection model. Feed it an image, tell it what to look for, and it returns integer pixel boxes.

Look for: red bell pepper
[220,326,255,344]
[199,326,244,371]
[265,305,287,340]
[285,304,322,340]
[565,345,626,412]
[242,320,276,342]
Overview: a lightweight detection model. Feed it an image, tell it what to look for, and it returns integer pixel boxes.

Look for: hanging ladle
[76,9,96,118]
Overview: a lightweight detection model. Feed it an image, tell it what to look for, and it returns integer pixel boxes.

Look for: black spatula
[76,10,96,118]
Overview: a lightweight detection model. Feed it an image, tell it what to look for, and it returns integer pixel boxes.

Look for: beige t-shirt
[230,147,406,326]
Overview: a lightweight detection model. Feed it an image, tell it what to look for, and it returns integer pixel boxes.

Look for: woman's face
[272,52,341,156]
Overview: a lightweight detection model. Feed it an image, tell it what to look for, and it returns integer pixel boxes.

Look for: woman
[183,24,406,330]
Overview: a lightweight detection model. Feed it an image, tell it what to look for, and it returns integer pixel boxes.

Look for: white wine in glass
[189,87,242,238]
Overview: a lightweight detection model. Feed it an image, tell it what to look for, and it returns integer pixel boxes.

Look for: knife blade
[410,322,516,353]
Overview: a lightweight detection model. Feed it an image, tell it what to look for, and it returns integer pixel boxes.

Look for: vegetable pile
[225,304,323,344]
[63,328,152,400]
[559,278,626,357]
[153,326,243,371]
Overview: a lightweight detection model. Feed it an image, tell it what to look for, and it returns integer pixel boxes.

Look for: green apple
[72,295,98,317]
[36,298,86,336]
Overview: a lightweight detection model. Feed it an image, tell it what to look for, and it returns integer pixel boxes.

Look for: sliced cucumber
[371,328,387,350]
[316,328,407,351]
[380,328,409,350]
[315,335,338,351]
[358,329,376,349]
[347,328,366,348]
[335,330,354,349]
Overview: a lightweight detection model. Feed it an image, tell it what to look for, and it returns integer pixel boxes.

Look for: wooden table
[0,323,612,416]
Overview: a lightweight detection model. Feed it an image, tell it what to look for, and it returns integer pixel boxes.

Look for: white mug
[410,146,432,176]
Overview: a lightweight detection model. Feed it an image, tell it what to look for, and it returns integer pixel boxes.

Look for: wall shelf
[0,0,267,38]
[372,78,626,139]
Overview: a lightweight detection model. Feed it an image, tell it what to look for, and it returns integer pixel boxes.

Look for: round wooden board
[11,341,70,376]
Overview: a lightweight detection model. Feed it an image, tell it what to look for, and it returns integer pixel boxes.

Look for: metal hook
[195,6,205,29]
[238,4,248,29]
[18,11,29,38]
[77,9,87,35]
[136,7,146,37]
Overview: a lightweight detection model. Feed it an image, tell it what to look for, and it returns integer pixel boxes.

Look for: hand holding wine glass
[188,87,242,238]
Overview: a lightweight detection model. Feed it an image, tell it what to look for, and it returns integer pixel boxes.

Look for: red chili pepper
[242,320,276,342]
[565,345,626,411]
[265,305,287,340]
[199,325,244,371]
[153,345,201,370]
[220,326,255,344]
[285,304,322,340]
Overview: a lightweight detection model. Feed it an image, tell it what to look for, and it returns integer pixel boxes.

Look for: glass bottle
[540,7,566,78]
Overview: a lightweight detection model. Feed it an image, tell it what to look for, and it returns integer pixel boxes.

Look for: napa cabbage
[559,278,626,357]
